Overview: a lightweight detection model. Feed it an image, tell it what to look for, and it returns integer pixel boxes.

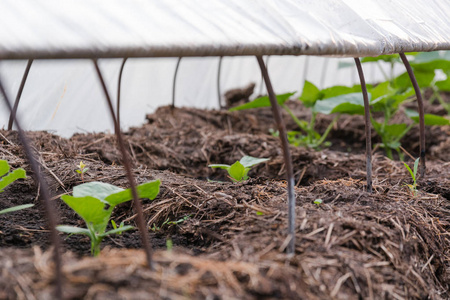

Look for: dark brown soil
[0,93,449,299]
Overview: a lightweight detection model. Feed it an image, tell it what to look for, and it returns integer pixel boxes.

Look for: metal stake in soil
[0,77,64,299]
[354,58,373,193]
[172,57,182,108]
[117,57,128,126]
[399,53,426,178]
[93,59,154,269]
[8,59,33,130]
[259,56,271,95]
[256,56,296,255]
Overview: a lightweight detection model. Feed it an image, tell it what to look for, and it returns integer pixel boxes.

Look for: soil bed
[0,97,449,299]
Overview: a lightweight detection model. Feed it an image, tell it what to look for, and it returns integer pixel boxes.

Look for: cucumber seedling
[209,156,269,182]
[0,160,34,214]
[404,158,420,196]
[57,179,161,256]
[75,161,89,182]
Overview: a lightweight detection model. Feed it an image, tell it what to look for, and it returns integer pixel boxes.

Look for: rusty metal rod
[399,53,426,178]
[256,56,296,254]
[116,57,128,126]
[93,59,154,268]
[172,57,182,108]
[217,56,223,108]
[259,55,271,95]
[354,58,373,193]
[0,76,63,299]
[8,59,33,130]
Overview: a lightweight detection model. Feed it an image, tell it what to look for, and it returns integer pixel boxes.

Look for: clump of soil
[0,93,449,299]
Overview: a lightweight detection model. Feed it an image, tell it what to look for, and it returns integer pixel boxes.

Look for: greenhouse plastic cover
[1,0,449,137]
[1,0,449,59]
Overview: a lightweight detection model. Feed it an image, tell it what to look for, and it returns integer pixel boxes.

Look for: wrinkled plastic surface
[0,0,449,59]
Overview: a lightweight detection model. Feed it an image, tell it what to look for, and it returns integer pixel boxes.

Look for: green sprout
[110,220,127,235]
[166,239,173,252]
[75,161,89,182]
[151,215,190,232]
[209,156,269,182]
[57,179,161,256]
[314,199,323,207]
[403,158,420,196]
[0,160,34,214]
[0,159,27,193]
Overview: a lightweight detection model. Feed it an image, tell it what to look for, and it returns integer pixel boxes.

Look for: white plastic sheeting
[0,0,449,136]
[0,56,402,137]
[0,0,449,59]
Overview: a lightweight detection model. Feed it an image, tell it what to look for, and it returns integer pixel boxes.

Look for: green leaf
[0,160,10,177]
[100,225,134,237]
[321,85,361,99]
[394,70,435,89]
[0,168,26,192]
[105,180,161,206]
[370,81,392,101]
[404,109,450,125]
[56,225,91,236]
[0,204,34,215]
[371,88,414,112]
[435,77,450,92]
[61,195,112,228]
[73,182,124,202]
[111,220,118,230]
[403,162,415,181]
[229,92,295,111]
[313,93,367,115]
[228,161,246,182]
[299,81,321,107]
[410,51,450,71]
[239,156,269,168]
[361,54,400,63]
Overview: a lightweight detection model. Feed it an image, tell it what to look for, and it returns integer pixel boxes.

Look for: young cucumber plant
[0,159,26,192]
[230,83,366,150]
[209,156,269,182]
[337,52,450,158]
[0,160,34,214]
[310,73,449,159]
[403,157,420,196]
[57,179,161,256]
[75,161,89,182]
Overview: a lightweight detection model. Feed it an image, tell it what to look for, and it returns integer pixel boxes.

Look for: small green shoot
[110,220,126,235]
[0,159,27,193]
[57,179,161,256]
[151,215,191,232]
[209,156,269,182]
[256,211,264,216]
[75,161,89,182]
[314,199,323,207]
[403,158,420,196]
[166,239,173,251]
